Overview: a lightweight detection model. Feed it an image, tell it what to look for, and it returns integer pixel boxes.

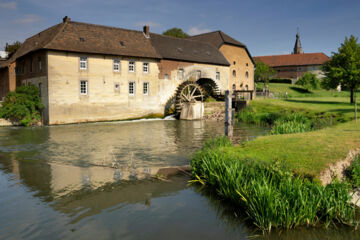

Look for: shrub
[0,85,44,126]
[191,138,357,231]
[345,156,360,188]
[296,72,320,90]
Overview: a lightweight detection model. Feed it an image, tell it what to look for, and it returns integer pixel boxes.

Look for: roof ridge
[68,20,145,34]
[43,22,67,49]
[254,52,328,58]
[190,30,221,37]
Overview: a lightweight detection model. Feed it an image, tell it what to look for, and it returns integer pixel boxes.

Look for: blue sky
[0,0,359,56]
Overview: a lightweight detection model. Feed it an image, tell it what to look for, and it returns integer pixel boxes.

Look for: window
[80,80,88,95]
[232,84,236,90]
[178,69,184,80]
[38,57,42,71]
[143,82,149,95]
[30,58,33,72]
[129,82,135,95]
[245,85,249,91]
[164,74,169,80]
[246,63,249,67]
[113,59,120,72]
[216,72,220,80]
[80,57,87,70]
[143,62,149,73]
[129,60,135,72]
[233,61,236,65]
[245,71,249,78]
[232,70,236,77]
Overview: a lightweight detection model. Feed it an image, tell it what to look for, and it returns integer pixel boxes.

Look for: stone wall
[219,44,255,91]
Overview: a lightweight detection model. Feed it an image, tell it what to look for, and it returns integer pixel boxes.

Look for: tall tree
[162,28,189,38]
[5,41,22,57]
[254,61,275,90]
[322,35,360,103]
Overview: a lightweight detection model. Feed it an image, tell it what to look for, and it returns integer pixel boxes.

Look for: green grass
[191,137,358,231]
[257,83,351,98]
[220,121,360,178]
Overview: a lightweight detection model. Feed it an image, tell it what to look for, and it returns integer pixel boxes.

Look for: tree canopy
[162,28,189,38]
[254,61,275,89]
[5,41,22,57]
[322,35,360,103]
[296,72,320,91]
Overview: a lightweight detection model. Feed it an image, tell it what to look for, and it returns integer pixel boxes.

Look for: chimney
[143,25,150,38]
[63,16,71,23]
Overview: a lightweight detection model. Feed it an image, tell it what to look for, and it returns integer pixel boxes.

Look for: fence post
[225,90,233,137]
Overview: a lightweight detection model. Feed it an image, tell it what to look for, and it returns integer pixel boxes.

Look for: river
[0,119,359,239]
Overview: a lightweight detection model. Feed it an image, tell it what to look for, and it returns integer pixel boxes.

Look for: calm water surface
[0,119,359,239]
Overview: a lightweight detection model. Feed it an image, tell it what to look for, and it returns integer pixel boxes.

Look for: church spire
[293,28,303,54]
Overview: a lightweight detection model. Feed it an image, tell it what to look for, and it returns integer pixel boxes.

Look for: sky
[0,0,359,57]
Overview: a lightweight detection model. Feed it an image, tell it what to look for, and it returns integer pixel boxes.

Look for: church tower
[293,29,303,54]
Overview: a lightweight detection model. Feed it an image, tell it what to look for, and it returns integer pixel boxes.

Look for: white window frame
[129,81,135,96]
[164,74,169,80]
[143,82,149,95]
[113,59,120,72]
[129,60,135,73]
[80,57,88,70]
[80,80,88,95]
[143,62,149,74]
[216,72,220,80]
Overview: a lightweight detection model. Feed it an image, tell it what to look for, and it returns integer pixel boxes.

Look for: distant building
[253,31,330,82]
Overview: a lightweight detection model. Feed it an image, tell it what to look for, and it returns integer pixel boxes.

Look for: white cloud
[0,1,17,9]
[188,26,211,36]
[13,14,42,24]
[135,21,161,28]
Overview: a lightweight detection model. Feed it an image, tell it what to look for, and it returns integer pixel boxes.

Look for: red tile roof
[253,53,330,67]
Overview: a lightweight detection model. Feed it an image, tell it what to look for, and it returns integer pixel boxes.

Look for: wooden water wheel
[174,81,204,113]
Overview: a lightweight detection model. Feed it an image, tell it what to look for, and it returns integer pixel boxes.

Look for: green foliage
[191,140,357,231]
[270,113,312,134]
[254,61,275,89]
[236,106,281,126]
[322,35,360,103]
[296,72,320,90]
[162,28,189,38]
[345,156,360,188]
[0,85,44,126]
[5,41,22,57]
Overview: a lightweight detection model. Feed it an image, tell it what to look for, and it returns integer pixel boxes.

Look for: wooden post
[225,90,233,137]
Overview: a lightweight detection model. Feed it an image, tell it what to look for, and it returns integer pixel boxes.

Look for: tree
[254,61,275,90]
[162,28,189,38]
[322,35,360,103]
[296,72,320,91]
[5,41,22,57]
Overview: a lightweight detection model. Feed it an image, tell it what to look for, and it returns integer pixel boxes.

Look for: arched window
[245,71,249,78]
[232,84,236,90]
[232,70,236,77]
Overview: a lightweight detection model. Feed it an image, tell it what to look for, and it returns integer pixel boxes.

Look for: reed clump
[191,137,358,232]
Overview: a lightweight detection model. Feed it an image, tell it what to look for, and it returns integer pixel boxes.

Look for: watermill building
[0,17,255,125]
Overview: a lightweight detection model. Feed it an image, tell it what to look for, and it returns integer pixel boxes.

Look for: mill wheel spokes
[179,84,204,105]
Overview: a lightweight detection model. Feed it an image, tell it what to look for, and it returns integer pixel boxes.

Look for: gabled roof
[2,19,232,68]
[253,53,330,67]
[150,33,229,66]
[189,31,254,64]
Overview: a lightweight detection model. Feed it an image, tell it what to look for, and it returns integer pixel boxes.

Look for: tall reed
[191,137,357,231]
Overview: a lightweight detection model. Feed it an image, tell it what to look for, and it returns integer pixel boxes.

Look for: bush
[345,156,360,188]
[191,139,357,231]
[0,85,44,126]
[296,72,320,90]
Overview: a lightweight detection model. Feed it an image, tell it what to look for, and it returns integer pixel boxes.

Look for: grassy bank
[256,82,351,98]
[191,136,358,231]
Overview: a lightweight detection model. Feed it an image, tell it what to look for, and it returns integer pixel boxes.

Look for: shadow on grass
[289,86,312,94]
